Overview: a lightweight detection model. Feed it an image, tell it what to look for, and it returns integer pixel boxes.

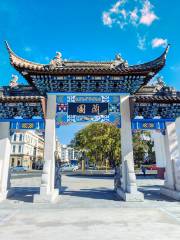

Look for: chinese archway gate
[0,42,180,202]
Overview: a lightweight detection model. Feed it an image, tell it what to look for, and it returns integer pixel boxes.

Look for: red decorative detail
[57,104,67,112]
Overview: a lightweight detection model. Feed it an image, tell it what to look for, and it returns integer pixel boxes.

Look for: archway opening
[57,122,119,203]
[7,126,45,203]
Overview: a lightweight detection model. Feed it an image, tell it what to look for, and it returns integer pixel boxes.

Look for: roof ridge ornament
[155,76,177,96]
[153,76,166,91]
[111,53,128,69]
[49,51,63,68]
[157,76,166,87]
[9,74,19,88]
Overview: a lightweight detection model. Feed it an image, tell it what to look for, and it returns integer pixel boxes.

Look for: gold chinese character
[92,104,99,114]
[77,104,86,114]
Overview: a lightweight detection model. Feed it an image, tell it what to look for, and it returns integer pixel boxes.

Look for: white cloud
[110,1,123,13]
[117,21,127,29]
[102,0,158,29]
[140,0,158,26]
[120,9,127,19]
[130,8,139,25]
[102,12,113,26]
[102,0,161,50]
[137,34,146,50]
[102,0,128,29]
[151,38,168,48]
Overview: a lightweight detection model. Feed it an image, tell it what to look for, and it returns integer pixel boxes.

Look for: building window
[18,145,22,153]
[17,159,21,166]
[13,145,16,153]
[13,134,17,141]
[11,158,15,167]
[19,134,23,141]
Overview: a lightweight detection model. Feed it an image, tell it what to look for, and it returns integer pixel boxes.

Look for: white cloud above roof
[102,0,158,29]
[130,8,139,25]
[140,0,158,26]
[102,0,166,51]
[137,34,147,50]
[151,38,168,48]
[102,12,113,26]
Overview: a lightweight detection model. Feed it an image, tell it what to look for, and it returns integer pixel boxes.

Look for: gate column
[160,121,180,200]
[116,95,144,201]
[34,95,59,203]
[175,118,180,191]
[151,131,166,179]
[0,122,13,201]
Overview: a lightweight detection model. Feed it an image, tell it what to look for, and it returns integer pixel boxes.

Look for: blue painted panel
[56,94,121,126]
[131,118,175,130]
[9,119,45,130]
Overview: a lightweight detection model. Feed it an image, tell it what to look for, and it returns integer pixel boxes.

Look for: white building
[67,147,80,161]
[10,131,44,169]
[60,144,80,163]
[60,144,69,162]
[55,138,61,161]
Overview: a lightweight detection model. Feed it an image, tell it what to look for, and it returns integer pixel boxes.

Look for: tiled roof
[5,41,169,95]
[6,41,169,75]
[132,95,180,103]
[0,95,46,118]
[0,96,44,102]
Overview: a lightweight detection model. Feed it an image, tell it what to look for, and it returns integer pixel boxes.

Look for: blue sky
[0,0,180,144]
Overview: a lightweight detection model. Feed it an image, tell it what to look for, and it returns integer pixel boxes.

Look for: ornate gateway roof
[0,95,46,119]
[6,42,169,95]
[131,95,180,119]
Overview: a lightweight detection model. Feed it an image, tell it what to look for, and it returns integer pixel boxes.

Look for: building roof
[132,95,180,103]
[0,95,46,119]
[6,41,169,75]
[1,85,40,97]
[0,95,44,102]
[5,41,170,95]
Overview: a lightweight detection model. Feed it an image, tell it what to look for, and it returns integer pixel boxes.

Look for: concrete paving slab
[0,173,180,240]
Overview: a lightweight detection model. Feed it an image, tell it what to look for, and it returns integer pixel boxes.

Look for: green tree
[71,123,154,168]
[72,123,121,167]
[133,131,154,167]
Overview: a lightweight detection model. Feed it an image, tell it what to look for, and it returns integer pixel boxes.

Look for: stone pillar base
[116,187,144,202]
[0,188,15,202]
[33,188,59,203]
[160,187,180,201]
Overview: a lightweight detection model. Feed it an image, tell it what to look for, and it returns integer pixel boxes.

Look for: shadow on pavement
[64,174,114,180]
[64,173,158,180]
[7,187,40,203]
[61,187,119,201]
[138,185,176,202]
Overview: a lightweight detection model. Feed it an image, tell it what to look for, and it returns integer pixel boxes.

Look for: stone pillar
[175,117,180,158]
[151,131,166,179]
[116,95,144,201]
[160,121,180,200]
[34,95,59,203]
[175,118,180,191]
[0,122,13,201]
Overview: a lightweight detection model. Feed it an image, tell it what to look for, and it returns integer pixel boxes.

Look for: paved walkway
[0,173,180,240]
